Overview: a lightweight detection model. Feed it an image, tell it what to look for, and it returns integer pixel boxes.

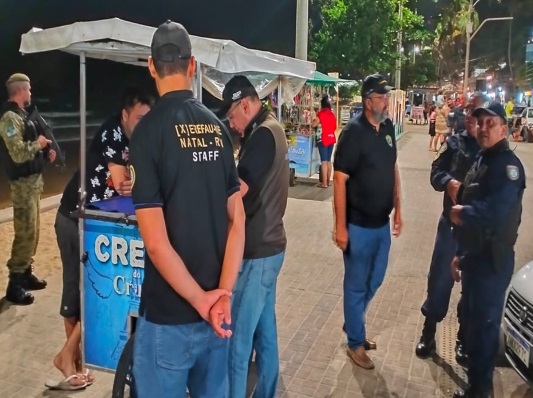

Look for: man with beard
[333,73,403,369]
[0,73,55,305]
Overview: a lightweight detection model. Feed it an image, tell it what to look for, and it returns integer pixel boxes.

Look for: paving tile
[1,125,532,398]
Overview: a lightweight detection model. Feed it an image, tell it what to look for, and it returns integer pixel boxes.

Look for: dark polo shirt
[334,112,397,228]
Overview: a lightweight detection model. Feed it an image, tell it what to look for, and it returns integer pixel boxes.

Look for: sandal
[45,374,88,391]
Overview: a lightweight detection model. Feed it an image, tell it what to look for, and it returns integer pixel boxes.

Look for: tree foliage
[309,0,431,82]
[402,49,439,88]
[432,0,479,83]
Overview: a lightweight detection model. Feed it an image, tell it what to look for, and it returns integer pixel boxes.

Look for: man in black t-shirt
[217,76,289,398]
[333,74,403,371]
[129,21,245,397]
[46,88,152,390]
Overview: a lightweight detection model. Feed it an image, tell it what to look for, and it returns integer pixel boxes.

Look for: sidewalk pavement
[1,123,532,398]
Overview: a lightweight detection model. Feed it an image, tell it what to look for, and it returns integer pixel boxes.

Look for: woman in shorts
[428,105,437,151]
[312,96,337,188]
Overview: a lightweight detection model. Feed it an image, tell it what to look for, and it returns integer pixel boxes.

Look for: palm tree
[432,0,479,86]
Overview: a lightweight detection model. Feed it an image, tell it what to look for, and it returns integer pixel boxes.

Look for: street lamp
[413,45,419,64]
[463,0,513,97]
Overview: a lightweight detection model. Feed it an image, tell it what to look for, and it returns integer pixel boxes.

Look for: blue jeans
[133,316,228,398]
[343,223,391,349]
[461,251,514,393]
[228,251,285,398]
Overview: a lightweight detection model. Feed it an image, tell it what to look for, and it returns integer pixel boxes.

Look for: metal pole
[295,0,309,60]
[395,0,403,89]
[463,0,473,97]
[195,61,203,102]
[277,77,282,121]
[78,51,87,368]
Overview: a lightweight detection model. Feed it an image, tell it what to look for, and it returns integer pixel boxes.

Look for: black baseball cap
[151,20,192,62]
[362,73,394,98]
[472,101,507,122]
[217,75,258,118]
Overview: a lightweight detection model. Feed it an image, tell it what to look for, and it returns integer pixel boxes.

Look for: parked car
[502,260,533,386]
[509,105,526,128]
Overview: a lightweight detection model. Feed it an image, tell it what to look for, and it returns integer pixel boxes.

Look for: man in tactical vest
[450,101,525,398]
[416,103,480,364]
[217,75,289,398]
[0,73,54,305]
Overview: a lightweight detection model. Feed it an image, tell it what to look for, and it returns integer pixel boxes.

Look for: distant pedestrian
[312,95,337,188]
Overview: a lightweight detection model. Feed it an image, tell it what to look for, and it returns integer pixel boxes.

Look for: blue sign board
[527,43,533,63]
[83,218,144,371]
[288,134,321,178]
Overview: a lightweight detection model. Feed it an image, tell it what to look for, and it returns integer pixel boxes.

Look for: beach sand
[0,209,61,285]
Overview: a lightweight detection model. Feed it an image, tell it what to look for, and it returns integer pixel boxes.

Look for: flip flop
[316,184,328,188]
[81,369,95,386]
[45,374,88,391]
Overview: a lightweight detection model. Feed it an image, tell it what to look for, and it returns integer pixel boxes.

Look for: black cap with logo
[217,75,259,118]
[361,73,394,98]
[472,101,507,122]
[151,20,192,62]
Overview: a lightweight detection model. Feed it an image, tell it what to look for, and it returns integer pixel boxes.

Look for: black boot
[455,339,468,367]
[5,273,34,305]
[453,387,493,398]
[415,317,437,358]
[20,266,47,291]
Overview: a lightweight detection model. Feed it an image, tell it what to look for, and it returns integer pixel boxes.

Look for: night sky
[0,0,530,109]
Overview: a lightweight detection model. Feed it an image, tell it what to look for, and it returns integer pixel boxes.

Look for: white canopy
[19,18,316,101]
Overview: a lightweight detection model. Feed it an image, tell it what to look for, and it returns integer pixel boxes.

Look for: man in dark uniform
[416,104,480,364]
[0,73,55,305]
[450,102,525,398]
[129,21,245,397]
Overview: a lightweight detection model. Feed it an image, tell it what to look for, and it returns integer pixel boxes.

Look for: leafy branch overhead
[309,0,435,86]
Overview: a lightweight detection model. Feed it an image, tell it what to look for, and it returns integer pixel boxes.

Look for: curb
[0,194,61,225]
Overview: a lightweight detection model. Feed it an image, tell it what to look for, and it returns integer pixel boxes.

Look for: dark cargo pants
[421,215,465,339]
[461,251,514,393]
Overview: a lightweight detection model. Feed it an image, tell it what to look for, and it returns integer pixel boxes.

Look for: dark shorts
[54,211,80,319]
[317,141,334,162]
[429,121,436,137]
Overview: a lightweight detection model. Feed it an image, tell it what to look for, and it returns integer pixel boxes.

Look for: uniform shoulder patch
[435,142,447,160]
[385,135,393,147]
[506,165,519,181]
[129,165,136,189]
[6,123,16,138]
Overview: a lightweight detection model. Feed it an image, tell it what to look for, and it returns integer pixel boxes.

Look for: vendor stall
[283,71,356,183]
[19,17,315,396]
[389,89,407,140]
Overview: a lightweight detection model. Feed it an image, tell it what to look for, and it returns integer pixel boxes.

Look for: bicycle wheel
[112,333,136,398]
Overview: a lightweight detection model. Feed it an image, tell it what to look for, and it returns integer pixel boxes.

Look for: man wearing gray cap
[0,73,54,305]
[129,21,245,397]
